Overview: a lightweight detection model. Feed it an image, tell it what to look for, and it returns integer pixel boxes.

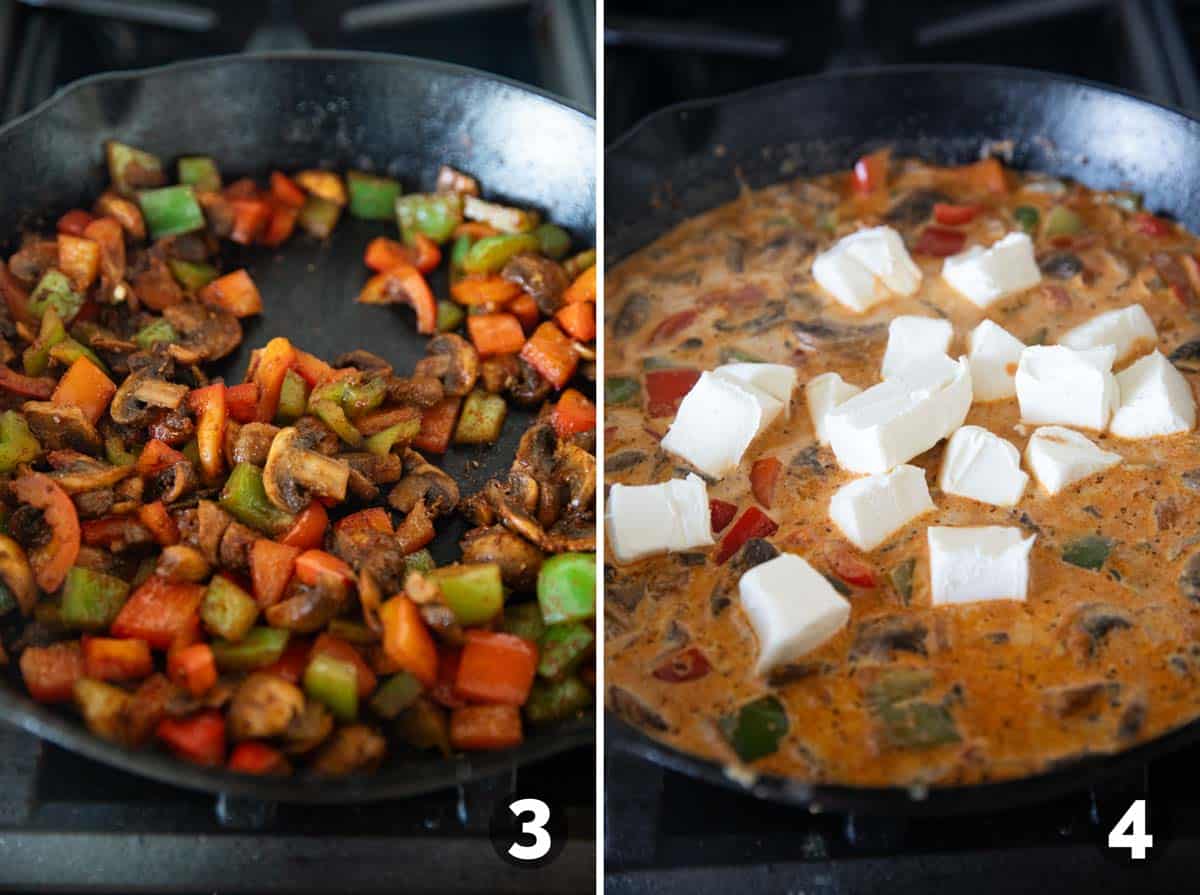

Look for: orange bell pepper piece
[380,595,438,686]
[229,198,270,245]
[253,336,296,422]
[554,300,595,342]
[19,642,83,703]
[249,539,301,609]
[136,439,188,478]
[519,321,578,390]
[954,157,1008,194]
[51,356,116,424]
[157,710,225,766]
[83,636,154,682]
[12,472,79,592]
[454,631,538,706]
[561,265,596,305]
[57,209,94,236]
[225,381,259,423]
[551,388,596,439]
[57,234,101,292]
[270,171,306,208]
[82,216,126,287]
[467,312,526,357]
[187,382,226,482]
[450,274,522,306]
[356,264,437,335]
[168,642,218,697]
[364,236,412,272]
[852,147,890,194]
[449,704,523,751]
[290,349,335,387]
[138,500,181,546]
[112,576,205,650]
[294,549,354,588]
[413,397,462,454]
[260,202,299,247]
[278,501,329,550]
[228,741,290,775]
[453,221,499,239]
[199,269,263,318]
[508,293,539,332]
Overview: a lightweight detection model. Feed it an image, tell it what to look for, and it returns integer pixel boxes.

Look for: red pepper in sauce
[644,368,700,418]
[709,499,737,534]
[1134,211,1172,238]
[913,225,967,257]
[852,148,889,195]
[749,457,782,509]
[715,506,778,565]
[652,647,712,683]
[933,203,979,226]
[825,542,876,588]
[648,309,698,345]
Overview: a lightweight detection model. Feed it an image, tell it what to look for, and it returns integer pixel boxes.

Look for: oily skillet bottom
[0,51,595,803]
[605,64,1200,815]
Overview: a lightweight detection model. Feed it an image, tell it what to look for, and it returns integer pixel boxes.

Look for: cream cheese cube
[828,464,935,551]
[942,232,1042,308]
[826,354,973,474]
[967,319,1025,401]
[881,315,954,378]
[938,425,1028,507]
[739,553,851,674]
[1059,304,1157,365]
[606,474,714,564]
[806,372,862,445]
[812,226,922,312]
[1109,350,1196,439]
[928,526,1035,605]
[660,372,783,479]
[1024,425,1122,495]
[1015,344,1118,431]
[715,363,798,407]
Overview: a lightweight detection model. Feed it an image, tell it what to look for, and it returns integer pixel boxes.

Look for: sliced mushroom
[218,521,258,571]
[459,525,544,592]
[149,460,197,504]
[344,468,379,503]
[262,426,350,514]
[282,701,334,755]
[45,450,133,494]
[384,374,444,408]
[155,544,211,583]
[342,451,403,486]
[0,534,37,615]
[335,349,392,375]
[555,440,596,509]
[508,357,552,407]
[1074,603,1133,658]
[480,355,520,394]
[387,448,459,517]
[501,254,570,315]
[311,724,386,776]
[294,416,341,456]
[413,333,478,397]
[850,615,929,661]
[21,401,102,454]
[419,602,464,647]
[231,422,279,466]
[264,581,346,632]
[162,302,242,362]
[227,672,305,741]
[192,499,233,564]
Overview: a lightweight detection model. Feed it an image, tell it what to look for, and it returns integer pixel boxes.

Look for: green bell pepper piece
[537,552,596,624]
[524,675,591,724]
[177,156,221,192]
[563,249,596,279]
[60,566,130,631]
[537,621,594,680]
[0,411,40,474]
[454,390,507,445]
[309,398,362,447]
[211,626,290,671]
[1062,535,1115,571]
[889,558,916,603]
[369,671,423,720]
[219,462,296,534]
[201,575,259,642]
[364,419,421,457]
[499,602,545,643]
[461,233,541,274]
[436,300,465,332]
[449,234,473,283]
[605,376,641,406]
[133,318,179,350]
[404,549,436,578]
[167,258,218,292]
[395,193,463,245]
[22,308,67,376]
[29,270,82,322]
[1014,205,1039,234]
[274,369,310,424]
[105,141,163,196]
[297,195,342,239]
[433,563,504,625]
[533,223,571,260]
[719,346,766,364]
[304,652,358,721]
[719,695,789,763]
[867,670,960,750]
[347,170,402,221]
[1043,205,1082,239]
[138,185,205,239]
[48,338,108,375]
[105,434,137,467]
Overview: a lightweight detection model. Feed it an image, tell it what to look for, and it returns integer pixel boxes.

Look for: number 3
[1108,799,1153,860]
[508,797,552,862]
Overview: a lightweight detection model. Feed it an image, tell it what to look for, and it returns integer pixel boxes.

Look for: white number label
[1108,799,1153,860]
[507,797,552,862]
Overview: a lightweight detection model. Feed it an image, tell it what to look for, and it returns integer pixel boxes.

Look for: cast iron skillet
[606,64,1200,815]
[0,51,595,802]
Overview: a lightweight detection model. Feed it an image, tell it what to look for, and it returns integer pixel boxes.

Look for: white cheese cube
[967,319,1025,401]
[606,474,714,564]
[928,526,1035,605]
[812,226,921,312]
[739,553,851,674]
[828,464,935,551]
[826,354,973,474]
[1059,304,1157,365]
[1024,425,1122,495]
[938,425,1028,507]
[806,372,862,445]
[715,363,798,406]
[1109,350,1196,439]
[1015,344,1118,431]
[661,372,783,479]
[942,231,1042,308]
[881,315,954,379]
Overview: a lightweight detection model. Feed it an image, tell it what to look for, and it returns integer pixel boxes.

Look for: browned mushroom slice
[412,334,478,397]
[227,672,306,741]
[508,356,552,407]
[345,468,379,503]
[514,421,558,479]
[230,422,279,466]
[335,349,392,375]
[418,601,464,647]
[480,355,519,394]
[131,255,184,311]
[342,451,403,486]
[0,534,37,615]
[384,374,444,408]
[264,581,346,632]
[387,448,459,518]
[501,254,570,315]
[310,724,386,776]
[262,427,350,514]
[218,521,258,571]
[460,525,544,592]
[483,479,595,554]
[555,441,596,510]
[293,416,341,456]
[8,239,58,285]
[191,499,233,564]
[162,302,242,362]
[45,450,133,494]
[21,401,102,454]
[73,489,115,519]
[109,368,190,426]
[155,544,211,583]
[149,460,197,504]
[282,701,334,755]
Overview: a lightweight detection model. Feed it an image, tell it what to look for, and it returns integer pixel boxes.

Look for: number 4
[1108,799,1153,860]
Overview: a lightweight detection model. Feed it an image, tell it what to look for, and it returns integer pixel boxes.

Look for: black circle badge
[490,793,568,868]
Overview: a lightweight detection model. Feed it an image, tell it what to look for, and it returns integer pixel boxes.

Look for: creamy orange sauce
[604,158,1200,786]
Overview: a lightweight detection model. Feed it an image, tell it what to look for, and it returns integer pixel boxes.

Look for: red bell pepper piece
[12,472,79,592]
[413,396,462,454]
[249,539,301,609]
[112,576,205,650]
[714,506,778,565]
[225,381,259,423]
[651,646,712,682]
[550,388,596,439]
[83,636,153,682]
[852,148,890,194]
[648,309,697,344]
[294,549,354,588]
[914,225,967,257]
[270,171,306,209]
[519,321,578,390]
[278,502,329,550]
[19,641,83,703]
[955,157,1008,194]
[380,595,438,687]
[57,208,95,236]
[228,741,290,775]
[0,365,54,399]
[229,198,271,245]
[709,499,737,534]
[454,630,539,706]
[431,647,466,709]
[335,506,392,535]
[825,542,877,588]
[260,201,299,247]
[933,203,979,226]
[290,349,335,387]
[82,515,154,550]
[168,642,217,696]
[749,457,782,509]
[136,439,188,478]
[1134,211,1172,237]
[449,704,523,751]
[356,264,437,335]
[644,368,701,418]
[156,710,226,766]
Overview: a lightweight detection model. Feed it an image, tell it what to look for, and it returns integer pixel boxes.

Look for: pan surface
[0,51,594,802]
[605,64,1200,814]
